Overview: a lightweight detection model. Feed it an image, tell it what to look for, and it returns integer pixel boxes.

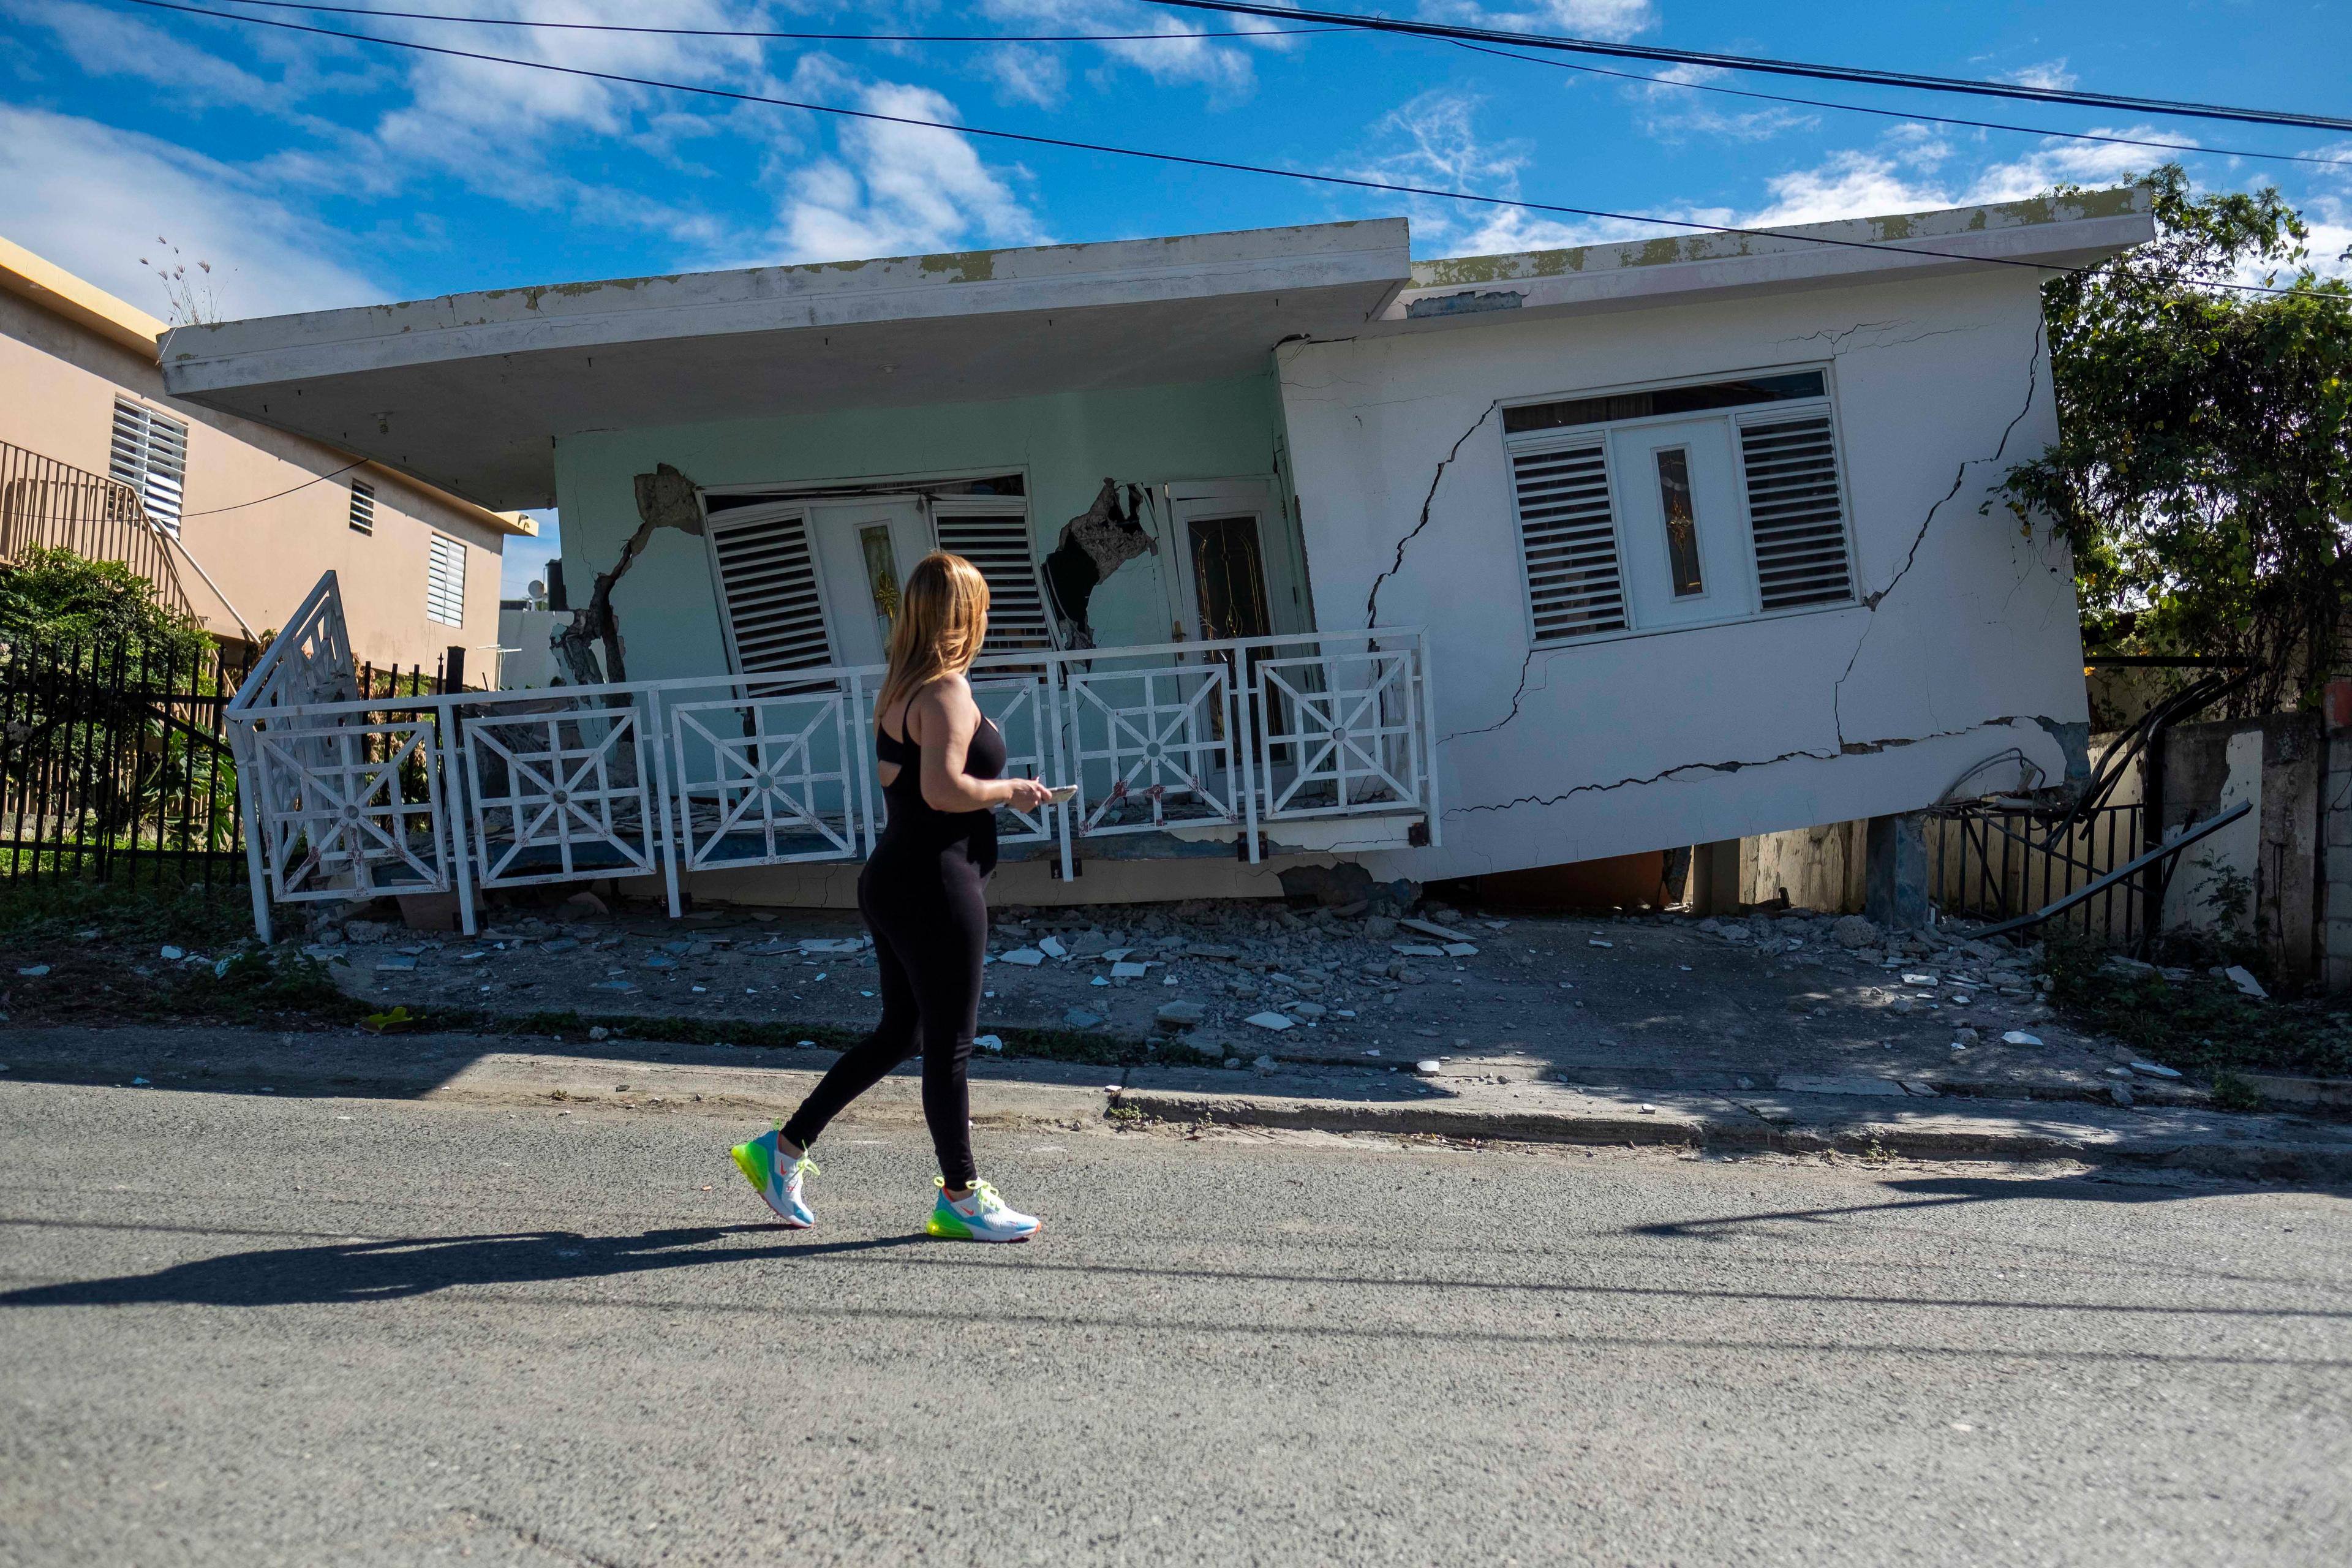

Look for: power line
[1145,1,2352,134]
[202,0,1338,43]
[194,0,2350,168]
[115,0,2339,301]
[1446,39,2351,170]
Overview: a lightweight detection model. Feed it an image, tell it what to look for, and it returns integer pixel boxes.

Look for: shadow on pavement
[0,1224,922,1309]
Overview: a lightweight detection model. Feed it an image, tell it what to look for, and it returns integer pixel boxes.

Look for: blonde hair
[876,551,990,728]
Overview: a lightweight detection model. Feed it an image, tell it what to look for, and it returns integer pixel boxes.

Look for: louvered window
[1739,415,1853,610]
[348,479,375,535]
[710,511,836,673]
[425,533,466,626]
[1509,441,1626,644]
[108,398,189,535]
[935,509,1052,653]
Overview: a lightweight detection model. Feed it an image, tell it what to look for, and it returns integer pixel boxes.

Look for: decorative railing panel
[222,573,1438,940]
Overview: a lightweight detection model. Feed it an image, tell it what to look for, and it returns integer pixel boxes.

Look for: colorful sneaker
[925,1178,1041,1243]
[730,1127,816,1228]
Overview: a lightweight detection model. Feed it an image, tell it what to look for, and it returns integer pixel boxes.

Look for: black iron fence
[1,638,486,892]
[0,636,254,889]
[1928,801,2147,948]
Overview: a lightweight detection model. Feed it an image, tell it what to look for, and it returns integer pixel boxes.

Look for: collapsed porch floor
[313,901,2188,1107]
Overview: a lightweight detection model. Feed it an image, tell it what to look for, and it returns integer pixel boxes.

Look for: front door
[807,499,931,668]
[1185,515,1273,644]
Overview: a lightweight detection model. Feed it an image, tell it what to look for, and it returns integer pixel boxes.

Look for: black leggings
[782,842,986,1187]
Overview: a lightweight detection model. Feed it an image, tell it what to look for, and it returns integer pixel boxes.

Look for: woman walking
[731,552,1054,1242]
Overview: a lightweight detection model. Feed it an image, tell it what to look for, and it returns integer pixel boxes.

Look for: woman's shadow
[1,1225,922,1310]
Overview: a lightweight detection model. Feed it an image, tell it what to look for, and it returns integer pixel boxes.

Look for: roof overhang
[1379,189,2154,333]
[159,221,1411,510]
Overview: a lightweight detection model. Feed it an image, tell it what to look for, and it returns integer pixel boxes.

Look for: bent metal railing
[223,573,1439,940]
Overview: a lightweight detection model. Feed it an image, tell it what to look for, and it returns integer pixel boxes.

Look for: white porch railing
[224,574,1440,940]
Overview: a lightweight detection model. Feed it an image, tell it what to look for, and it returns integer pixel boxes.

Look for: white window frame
[108,398,189,536]
[425,532,467,627]
[1499,363,1856,649]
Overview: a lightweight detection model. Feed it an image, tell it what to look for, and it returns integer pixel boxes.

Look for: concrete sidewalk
[6,1023,2348,1183]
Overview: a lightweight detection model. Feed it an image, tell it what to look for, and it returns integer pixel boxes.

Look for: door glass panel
[1188,516,1271,642]
[1653,447,1704,598]
[858,523,901,650]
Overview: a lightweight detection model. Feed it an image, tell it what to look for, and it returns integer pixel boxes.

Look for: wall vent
[347,479,375,535]
[710,511,836,673]
[1510,440,1626,643]
[1740,415,1855,611]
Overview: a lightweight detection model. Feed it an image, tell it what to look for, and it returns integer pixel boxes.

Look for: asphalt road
[1,1080,2347,1567]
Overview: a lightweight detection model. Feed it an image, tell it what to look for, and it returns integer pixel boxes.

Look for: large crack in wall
[1431,316,2058,819]
[1363,401,1498,629]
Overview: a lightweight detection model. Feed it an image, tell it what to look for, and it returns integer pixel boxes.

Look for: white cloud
[975,0,1270,102]
[766,74,1047,262]
[1420,0,1658,42]
[1723,127,2196,230]
[1355,89,1652,255]
[1630,64,1816,145]
[0,105,384,317]
[983,43,1069,109]
[1998,59,2080,92]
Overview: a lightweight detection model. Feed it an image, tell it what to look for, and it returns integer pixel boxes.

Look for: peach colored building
[0,235,528,673]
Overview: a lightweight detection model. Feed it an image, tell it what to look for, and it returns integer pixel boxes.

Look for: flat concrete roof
[160,221,1412,509]
[1381,189,2154,330]
[157,193,2151,511]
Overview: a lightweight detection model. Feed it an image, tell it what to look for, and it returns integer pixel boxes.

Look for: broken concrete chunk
[2109,1083,2135,1107]
[999,948,1046,967]
[2000,1030,2043,1047]
[1061,1008,1103,1029]
[2225,966,2268,1000]
[1155,1000,1207,1027]
[1245,1011,1294,1031]
[373,956,417,972]
[1442,943,1480,957]
[974,1034,1003,1053]
[539,937,580,954]
[1391,943,1447,957]
[1413,1059,1443,1076]
[1038,936,1069,960]
[1396,917,1455,941]
[1587,940,1613,949]
[1290,1000,1328,1018]
[1832,915,1879,949]
[1361,917,1398,941]
[2130,1061,2183,1079]
[1110,961,1151,979]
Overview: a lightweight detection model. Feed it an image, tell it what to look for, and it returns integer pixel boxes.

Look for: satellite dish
[527,579,546,599]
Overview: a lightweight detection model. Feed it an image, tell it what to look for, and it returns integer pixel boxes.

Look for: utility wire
[1145,0,2352,134]
[193,0,2348,168]
[118,0,2339,301]
[1446,38,2351,170]
[201,0,1337,43]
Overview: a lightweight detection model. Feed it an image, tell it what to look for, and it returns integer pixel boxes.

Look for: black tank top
[876,709,1006,874]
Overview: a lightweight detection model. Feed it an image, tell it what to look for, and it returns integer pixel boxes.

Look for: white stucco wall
[1279,266,2089,884]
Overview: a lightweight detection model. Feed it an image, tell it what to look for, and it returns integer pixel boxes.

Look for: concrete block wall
[2321,682,2352,990]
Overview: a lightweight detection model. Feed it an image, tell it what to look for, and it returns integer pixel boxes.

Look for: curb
[1111,1088,2352,1184]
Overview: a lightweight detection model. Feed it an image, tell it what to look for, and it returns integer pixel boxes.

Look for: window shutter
[108,399,189,535]
[425,533,466,626]
[348,480,375,535]
[935,511,1051,653]
[1510,440,1626,643]
[1740,415,1854,611]
[710,511,835,673]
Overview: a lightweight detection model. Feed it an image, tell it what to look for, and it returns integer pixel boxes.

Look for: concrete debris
[374,957,417,973]
[999,949,1046,967]
[1245,1011,1295,1031]
[2226,966,2269,1000]
[1392,943,1447,957]
[1414,1059,1443,1076]
[2130,1061,2183,1080]
[1291,1000,1328,1018]
[1154,1000,1207,1028]
[1061,1008,1103,1029]
[1253,1055,1280,1073]
[1831,916,1878,949]
[974,1034,1004,1052]
[1443,943,1480,958]
[1396,918,1457,942]
[2109,1082,2135,1106]
[2001,1031,2043,1047]
[1588,940,1613,949]
[17,965,49,977]
[1110,962,1151,978]
[1038,937,1069,960]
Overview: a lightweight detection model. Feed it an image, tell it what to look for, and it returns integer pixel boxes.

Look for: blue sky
[2,0,2345,596]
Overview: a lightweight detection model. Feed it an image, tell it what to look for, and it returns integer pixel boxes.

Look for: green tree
[2000,165,2352,715]
[0,544,213,660]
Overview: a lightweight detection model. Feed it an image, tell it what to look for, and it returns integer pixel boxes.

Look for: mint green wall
[552,373,1285,681]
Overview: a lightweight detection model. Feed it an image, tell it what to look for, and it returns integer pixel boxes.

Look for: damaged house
[159,190,2146,935]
